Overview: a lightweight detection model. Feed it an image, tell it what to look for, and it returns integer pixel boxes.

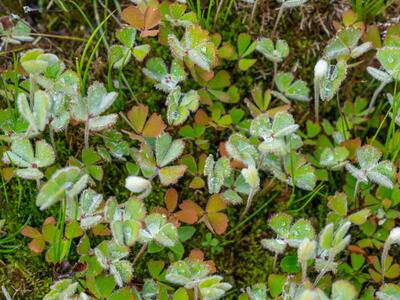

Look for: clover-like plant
[273,72,310,103]
[109,26,150,68]
[0,18,33,49]
[35,166,89,210]
[142,57,186,92]
[250,112,300,156]
[345,145,395,204]
[234,33,257,71]
[165,258,232,300]
[168,24,217,72]
[325,28,371,61]
[166,87,200,125]
[105,197,145,247]
[71,82,118,148]
[319,146,349,170]
[376,46,400,81]
[204,154,231,194]
[139,213,178,246]
[255,38,289,84]
[134,133,187,185]
[314,221,352,286]
[94,240,133,287]
[121,5,161,38]
[17,90,49,134]
[66,188,104,230]
[261,213,315,268]
[159,2,198,27]
[2,139,54,183]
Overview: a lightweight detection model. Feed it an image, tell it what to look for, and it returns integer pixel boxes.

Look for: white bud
[125,176,151,195]
[241,165,260,190]
[314,59,328,79]
[388,227,400,244]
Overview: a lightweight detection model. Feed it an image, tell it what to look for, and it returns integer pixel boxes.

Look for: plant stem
[271,61,278,89]
[368,81,388,112]
[313,255,333,288]
[381,240,391,284]
[132,244,147,266]
[36,178,40,190]
[84,120,90,149]
[49,126,57,157]
[353,180,359,209]
[194,285,199,300]
[314,78,320,121]
[272,5,284,37]
[249,0,260,28]
[241,187,257,218]
[213,0,224,29]
[273,252,278,271]
[301,261,307,283]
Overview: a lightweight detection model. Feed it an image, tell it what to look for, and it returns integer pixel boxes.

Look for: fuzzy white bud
[388,227,400,244]
[125,176,151,194]
[314,59,328,79]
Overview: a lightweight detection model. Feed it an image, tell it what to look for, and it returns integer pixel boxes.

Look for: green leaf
[156,133,185,167]
[331,280,358,300]
[327,192,348,217]
[274,72,310,102]
[269,213,293,237]
[255,38,289,62]
[166,88,199,125]
[288,219,315,247]
[280,255,301,273]
[36,167,88,210]
[376,47,400,80]
[268,274,286,297]
[226,133,258,167]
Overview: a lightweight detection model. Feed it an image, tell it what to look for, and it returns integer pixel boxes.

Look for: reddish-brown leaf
[207,212,228,235]
[28,238,45,253]
[121,5,145,29]
[165,188,178,212]
[21,226,42,239]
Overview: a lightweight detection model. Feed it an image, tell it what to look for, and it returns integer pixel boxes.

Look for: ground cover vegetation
[0,0,400,299]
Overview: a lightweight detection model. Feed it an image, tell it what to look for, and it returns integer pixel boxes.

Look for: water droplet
[171,111,180,120]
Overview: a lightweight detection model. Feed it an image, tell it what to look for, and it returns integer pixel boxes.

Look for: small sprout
[169,25,217,71]
[125,176,152,199]
[36,166,89,210]
[166,87,200,125]
[71,82,118,148]
[166,258,231,300]
[345,145,395,204]
[142,58,186,92]
[241,165,260,216]
[273,72,310,103]
[235,33,257,71]
[109,26,151,68]
[255,38,289,63]
[204,154,231,194]
[2,139,55,180]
